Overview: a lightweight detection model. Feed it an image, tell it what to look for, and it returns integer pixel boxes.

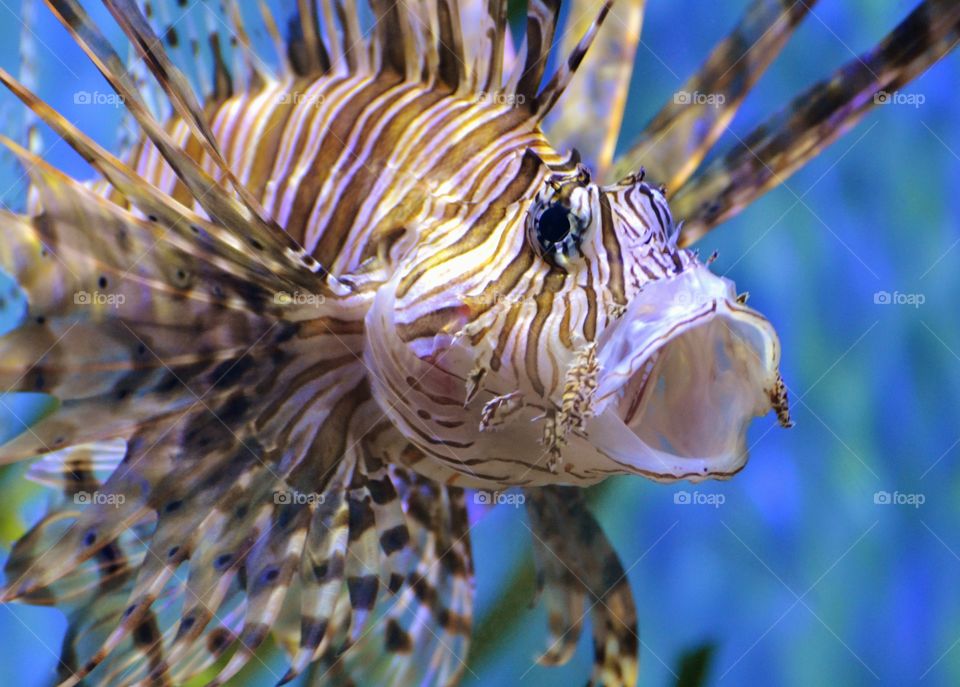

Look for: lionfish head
[367,148,792,488]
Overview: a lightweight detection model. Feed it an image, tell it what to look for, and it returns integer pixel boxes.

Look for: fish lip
[588,263,786,482]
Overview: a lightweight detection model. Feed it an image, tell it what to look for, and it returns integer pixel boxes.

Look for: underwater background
[0,1,958,685]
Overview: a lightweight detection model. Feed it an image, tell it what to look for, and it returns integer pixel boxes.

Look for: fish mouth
[588,264,789,482]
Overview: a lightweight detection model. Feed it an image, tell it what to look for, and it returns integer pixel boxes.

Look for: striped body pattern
[0,1,957,685]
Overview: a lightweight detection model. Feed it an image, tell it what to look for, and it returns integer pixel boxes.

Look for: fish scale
[0,1,956,686]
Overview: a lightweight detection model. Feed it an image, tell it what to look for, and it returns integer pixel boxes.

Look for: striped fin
[481,0,509,91]
[611,0,816,189]
[143,460,285,678]
[19,0,43,156]
[331,0,369,74]
[284,0,331,75]
[3,486,148,612]
[330,468,474,687]
[260,0,295,77]
[362,456,414,596]
[526,486,639,687]
[117,36,161,157]
[0,70,330,292]
[279,453,415,685]
[280,466,352,684]
[315,0,344,74]
[534,1,614,119]
[544,0,646,179]
[44,432,270,683]
[222,1,269,92]
[204,501,313,686]
[154,596,247,685]
[437,0,468,89]
[78,443,470,685]
[25,439,127,492]
[372,0,418,80]
[343,471,388,640]
[0,138,288,324]
[673,0,960,245]
[510,0,562,102]
[4,405,250,599]
[45,0,306,269]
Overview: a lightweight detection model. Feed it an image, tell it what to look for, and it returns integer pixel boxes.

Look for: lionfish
[0,0,955,684]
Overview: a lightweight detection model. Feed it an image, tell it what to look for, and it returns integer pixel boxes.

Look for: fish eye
[537,204,574,242]
[528,199,588,269]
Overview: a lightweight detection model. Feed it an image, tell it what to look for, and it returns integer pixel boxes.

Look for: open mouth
[589,264,790,482]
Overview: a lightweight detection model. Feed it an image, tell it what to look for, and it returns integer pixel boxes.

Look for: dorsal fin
[259,0,295,78]
[285,0,330,75]
[224,2,268,92]
[372,0,418,79]
[332,0,368,74]
[19,0,42,156]
[0,67,328,293]
[42,0,326,278]
[514,0,561,102]
[436,0,467,89]
[100,1,255,198]
[544,0,646,180]
[317,0,344,73]
[534,1,614,119]
[483,0,509,91]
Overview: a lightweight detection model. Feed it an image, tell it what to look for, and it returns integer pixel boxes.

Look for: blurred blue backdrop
[0,1,958,686]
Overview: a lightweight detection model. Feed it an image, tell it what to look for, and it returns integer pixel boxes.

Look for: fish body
[112,63,787,492]
[0,1,956,686]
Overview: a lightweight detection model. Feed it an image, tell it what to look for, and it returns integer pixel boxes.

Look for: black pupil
[538,204,572,243]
